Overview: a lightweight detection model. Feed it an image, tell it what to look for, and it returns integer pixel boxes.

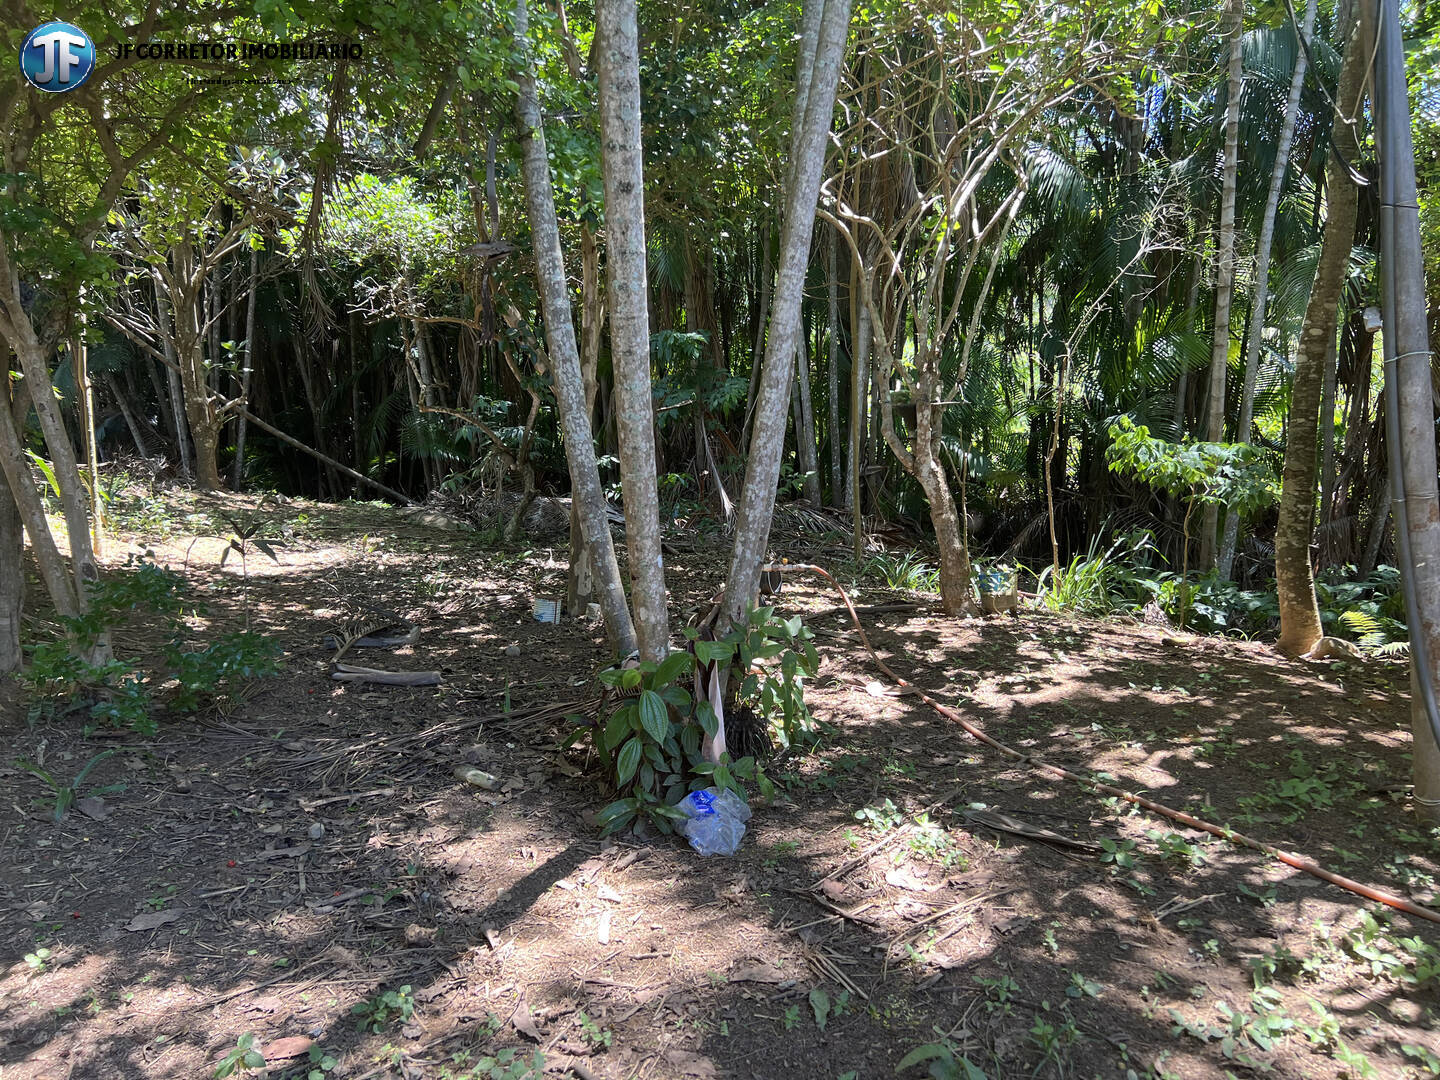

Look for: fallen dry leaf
[74,796,111,821]
[729,961,786,984]
[663,1049,718,1077]
[262,1036,313,1060]
[124,910,180,932]
[510,1000,541,1040]
[885,866,941,892]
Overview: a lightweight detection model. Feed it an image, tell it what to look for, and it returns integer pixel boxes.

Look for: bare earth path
[1,489,1437,1079]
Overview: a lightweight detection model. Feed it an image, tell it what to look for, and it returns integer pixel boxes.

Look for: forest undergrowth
[1,481,1437,1080]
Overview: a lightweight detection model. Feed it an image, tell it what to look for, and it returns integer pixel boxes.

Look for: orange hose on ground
[768,562,1440,926]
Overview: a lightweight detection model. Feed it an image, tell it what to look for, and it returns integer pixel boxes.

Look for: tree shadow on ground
[1,504,1437,1079]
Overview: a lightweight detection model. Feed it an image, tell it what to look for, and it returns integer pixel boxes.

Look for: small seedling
[304,1045,340,1079]
[23,948,52,973]
[895,1037,989,1078]
[352,985,415,1033]
[1098,837,1137,870]
[854,798,903,833]
[217,514,283,627]
[215,1033,265,1078]
[576,1011,612,1049]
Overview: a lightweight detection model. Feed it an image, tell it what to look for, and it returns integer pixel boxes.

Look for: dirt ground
[2,487,1438,1080]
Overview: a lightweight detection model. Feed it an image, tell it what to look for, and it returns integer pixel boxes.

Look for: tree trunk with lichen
[597,0,670,659]
[722,0,853,627]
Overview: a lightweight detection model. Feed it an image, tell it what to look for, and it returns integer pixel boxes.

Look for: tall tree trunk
[568,219,608,619]
[795,336,821,504]
[1372,0,1440,822]
[597,0,670,660]
[518,0,638,655]
[1199,0,1244,571]
[1217,0,1315,578]
[0,346,84,625]
[0,452,22,673]
[232,244,259,489]
[72,317,103,559]
[827,232,842,504]
[154,280,193,479]
[1276,4,1365,655]
[849,282,870,552]
[168,252,225,491]
[723,0,853,626]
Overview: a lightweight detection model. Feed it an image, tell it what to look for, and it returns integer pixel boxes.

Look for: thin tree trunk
[1318,315,1343,537]
[5,326,104,648]
[0,452,22,673]
[1218,0,1316,578]
[72,319,103,559]
[795,336,821,504]
[0,352,82,622]
[723,0,853,626]
[568,219,608,619]
[1199,0,1244,571]
[1277,4,1365,655]
[154,279,193,479]
[232,244,259,489]
[740,223,773,457]
[106,374,152,459]
[827,231,842,504]
[519,0,638,655]
[597,0,670,659]
[168,253,224,491]
[849,283,870,551]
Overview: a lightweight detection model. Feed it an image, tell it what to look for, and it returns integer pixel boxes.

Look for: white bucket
[533,598,561,623]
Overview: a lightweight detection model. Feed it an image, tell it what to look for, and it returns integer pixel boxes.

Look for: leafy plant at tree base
[571,608,817,837]
[1107,418,1277,627]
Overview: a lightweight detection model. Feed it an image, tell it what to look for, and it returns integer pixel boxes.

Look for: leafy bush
[21,555,282,734]
[571,607,818,837]
[1316,565,1407,652]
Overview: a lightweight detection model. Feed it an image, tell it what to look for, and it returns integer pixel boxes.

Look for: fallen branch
[331,662,442,686]
[233,405,413,505]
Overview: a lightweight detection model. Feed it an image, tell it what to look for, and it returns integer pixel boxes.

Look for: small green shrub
[352,985,415,1033]
[21,555,282,734]
[215,1034,265,1078]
